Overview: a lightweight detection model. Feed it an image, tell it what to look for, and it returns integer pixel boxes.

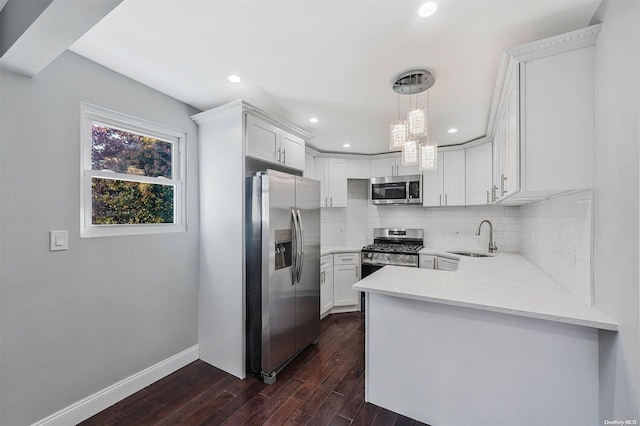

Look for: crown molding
[485,24,601,140]
[505,24,601,63]
[191,99,312,140]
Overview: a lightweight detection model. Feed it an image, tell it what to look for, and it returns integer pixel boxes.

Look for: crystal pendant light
[401,140,419,166]
[389,94,407,151]
[389,121,407,151]
[408,107,428,138]
[419,141,438,170]
[390,69,435,160]
[407,81,429,138]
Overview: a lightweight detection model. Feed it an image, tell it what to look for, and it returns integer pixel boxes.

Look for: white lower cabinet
[320,252,361,318]
[320,255,334,317]
[419,254,459,271]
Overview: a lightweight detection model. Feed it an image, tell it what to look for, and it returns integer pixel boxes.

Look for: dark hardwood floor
[80,312,428,426]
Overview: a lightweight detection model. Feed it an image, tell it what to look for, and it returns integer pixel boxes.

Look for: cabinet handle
[325,196,328,207]
[276,147,281,164]
[445,194,448,206]
[439,194,442,206]
[501,174,508,196]
[321,270,325,284]
[492,185,498,202]
[487,190,491,204]
[282,148,286,165]
[330,196,333,207]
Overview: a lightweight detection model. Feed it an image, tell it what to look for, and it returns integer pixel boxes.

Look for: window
[81,103,186,237]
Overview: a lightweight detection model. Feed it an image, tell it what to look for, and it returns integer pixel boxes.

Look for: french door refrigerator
[246,169,320,384]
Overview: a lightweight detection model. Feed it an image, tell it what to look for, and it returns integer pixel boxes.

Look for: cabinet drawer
[334,252,360,265]
[321,254,333,269]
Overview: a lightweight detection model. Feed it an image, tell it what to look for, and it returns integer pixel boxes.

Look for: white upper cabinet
[246,114,279,163]
[492,25,599,204]
[423,150,466,207]
[466,142,493,205]
[346,158,371,179]
[245,114,305,172]
[304,153,314,178]
[280,131,305,171]
[314,158,348,207]
[370,156,396,177]
[370,154,420,178]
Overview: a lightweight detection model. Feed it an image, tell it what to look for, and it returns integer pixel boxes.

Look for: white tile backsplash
[519,190,593,305]
[322,181,594,305]
[322,180,520,252]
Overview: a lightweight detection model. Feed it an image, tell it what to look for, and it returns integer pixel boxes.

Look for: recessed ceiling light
[343,143,351,148]
[418,1,438,17]
[309,117,319,124]
[227,74,242,83]
[448,128,458,134]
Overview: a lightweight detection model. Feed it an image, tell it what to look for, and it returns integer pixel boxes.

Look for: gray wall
[0,51,200,425]
[592,1,640,421]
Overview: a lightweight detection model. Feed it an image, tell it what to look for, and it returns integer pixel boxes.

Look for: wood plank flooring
[80,312,429,426]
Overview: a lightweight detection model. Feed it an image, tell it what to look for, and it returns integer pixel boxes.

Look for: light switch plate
[50,230,68,251]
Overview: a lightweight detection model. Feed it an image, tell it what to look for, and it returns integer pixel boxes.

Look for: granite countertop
[353,252,617,331]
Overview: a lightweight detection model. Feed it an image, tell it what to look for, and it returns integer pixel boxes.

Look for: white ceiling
[70,0,600,154]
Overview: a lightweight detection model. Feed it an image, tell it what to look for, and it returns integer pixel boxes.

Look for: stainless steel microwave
[370,175,422,205]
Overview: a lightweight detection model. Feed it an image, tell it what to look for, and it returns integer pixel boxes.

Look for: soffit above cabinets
[69,0,600,154]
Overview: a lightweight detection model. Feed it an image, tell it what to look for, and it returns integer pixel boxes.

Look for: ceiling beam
[0,0,122,77]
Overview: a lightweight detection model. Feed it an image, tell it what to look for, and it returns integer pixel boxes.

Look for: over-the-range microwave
[370,174,422,205]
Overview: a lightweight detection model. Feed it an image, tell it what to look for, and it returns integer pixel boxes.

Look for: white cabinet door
[327,159,348,207]
[304,153,314,178]
[314,158,329,207]
[436,257,459,271]
[370,157,396,177]
[314,157,347,208]
[423,152,443,207]
[505,80,519,196]
[334,264,359,306]
[466,143,493,205]
[419,255,436,269]
[347,158,371,179]
[320,255,334,316]
[443,150,466,206]
[245,114,278,164]
[281,131,305,171]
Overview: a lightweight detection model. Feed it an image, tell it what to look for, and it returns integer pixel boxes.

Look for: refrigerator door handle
[291,209,299,285]
[296,209,305,283]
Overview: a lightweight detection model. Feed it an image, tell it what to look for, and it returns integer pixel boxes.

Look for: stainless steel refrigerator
[246,169,320,384]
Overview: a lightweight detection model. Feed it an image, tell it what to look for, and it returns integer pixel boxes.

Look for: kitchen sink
[448,251,493,258]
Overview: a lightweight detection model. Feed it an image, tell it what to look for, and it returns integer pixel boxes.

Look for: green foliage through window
[90,123,176,225]
[92,178,174,225]
[91,123,172,178]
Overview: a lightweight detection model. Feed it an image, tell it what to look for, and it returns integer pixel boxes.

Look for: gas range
[361,228,424,270]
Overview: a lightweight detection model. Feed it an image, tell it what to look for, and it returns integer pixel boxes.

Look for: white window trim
[80,102,187,237]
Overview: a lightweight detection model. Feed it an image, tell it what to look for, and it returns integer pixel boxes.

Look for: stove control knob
[367,253,373,259]
[385,254,391,260]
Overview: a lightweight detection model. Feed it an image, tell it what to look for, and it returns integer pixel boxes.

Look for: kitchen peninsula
[353,253,617,426]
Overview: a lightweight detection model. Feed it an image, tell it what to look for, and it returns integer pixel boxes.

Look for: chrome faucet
[475,220,498,253]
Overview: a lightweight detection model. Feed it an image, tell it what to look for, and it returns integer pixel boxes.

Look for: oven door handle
[361,261,390,267]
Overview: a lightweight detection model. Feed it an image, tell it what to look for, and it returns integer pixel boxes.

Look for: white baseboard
[32,345,199,426]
